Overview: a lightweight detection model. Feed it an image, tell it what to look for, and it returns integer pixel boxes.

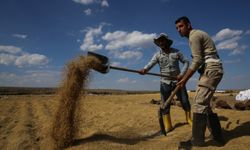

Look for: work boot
[162,113,173,133]
[179,113,207,149]
[206,117,213,140]
[185,111,192,126]
[207,113,225,145]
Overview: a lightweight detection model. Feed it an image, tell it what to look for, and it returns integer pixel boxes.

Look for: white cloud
[102,31,127,41]
[114,50,143,60]
[110,61,120,66]
[101,0,109,7]
[12,34,27,39]
[245,30,250,35]
[0,70,61,87]
[117,77,129,83]
[213,28,249,55]
[80,24,155,61]
[0,45,49,67]
[72,0,109,7]
[0,45,22,54]
[80,25,103,51]
[212,28,243,42]
[0,54,17,65]
[228,45,248,55]
[25,70,60,78]
[103,31,156,50]
[223,59,241,64]
[15,54,49,67]
[84,8,92,15]
[72,0,95,5]
[0,72,18,82]
[216,36,241,50]
[117,77,136,84]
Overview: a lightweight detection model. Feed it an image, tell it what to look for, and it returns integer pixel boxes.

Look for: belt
[205,54,221,63]
[205,58,221,63]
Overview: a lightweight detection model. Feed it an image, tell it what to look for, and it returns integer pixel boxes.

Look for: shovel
[158,85,181,135]
[161,85,181,110]
[87,51,176,80]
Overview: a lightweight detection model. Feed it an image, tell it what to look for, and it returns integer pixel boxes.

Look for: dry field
[0,93,250,150]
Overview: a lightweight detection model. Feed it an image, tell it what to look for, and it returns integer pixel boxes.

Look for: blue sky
[0,0,250,91]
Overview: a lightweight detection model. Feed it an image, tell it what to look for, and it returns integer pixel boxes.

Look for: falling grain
[51,56,100,149]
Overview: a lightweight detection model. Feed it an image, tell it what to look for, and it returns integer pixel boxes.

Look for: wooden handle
[161,85,181,110]
[110,66,176,79]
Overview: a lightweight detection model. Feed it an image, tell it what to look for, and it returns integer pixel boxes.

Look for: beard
[179,31,188,37]
[179,33,185,37]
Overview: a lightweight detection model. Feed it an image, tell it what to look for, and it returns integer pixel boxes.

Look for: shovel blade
[87,51,110,74]
[158,108,167,136]
[87,51,109,64]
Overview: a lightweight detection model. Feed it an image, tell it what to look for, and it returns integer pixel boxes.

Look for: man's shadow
[223,121,250,142]
[72,116,250,147]
[72,131,160,146]
[72,122,188,147]
[207,115,250,146]
[174,122,188,129]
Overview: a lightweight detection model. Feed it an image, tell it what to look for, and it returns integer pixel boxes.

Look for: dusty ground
[0,93,250,150]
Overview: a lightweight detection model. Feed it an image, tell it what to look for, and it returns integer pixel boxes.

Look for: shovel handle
[110,66,176,79]
[161,85,181,110]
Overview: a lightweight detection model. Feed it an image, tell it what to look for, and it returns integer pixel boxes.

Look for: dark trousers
[160,82,191,114]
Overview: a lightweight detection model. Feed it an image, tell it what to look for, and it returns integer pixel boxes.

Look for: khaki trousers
[193,66,223,114]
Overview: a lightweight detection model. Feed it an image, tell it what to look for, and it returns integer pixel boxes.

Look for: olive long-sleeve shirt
[144,48,189,84]
[189,29,221,71]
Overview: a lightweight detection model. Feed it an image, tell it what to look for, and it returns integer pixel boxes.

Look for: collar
[189,29,197,38]
[161,48,172,54]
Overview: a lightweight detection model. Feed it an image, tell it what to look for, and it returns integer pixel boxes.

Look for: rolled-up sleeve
[189,33,204,71]
[144,53,158,71]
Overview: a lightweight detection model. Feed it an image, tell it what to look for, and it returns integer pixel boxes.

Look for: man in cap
[139,33,192,135]
[175,16,225,148]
